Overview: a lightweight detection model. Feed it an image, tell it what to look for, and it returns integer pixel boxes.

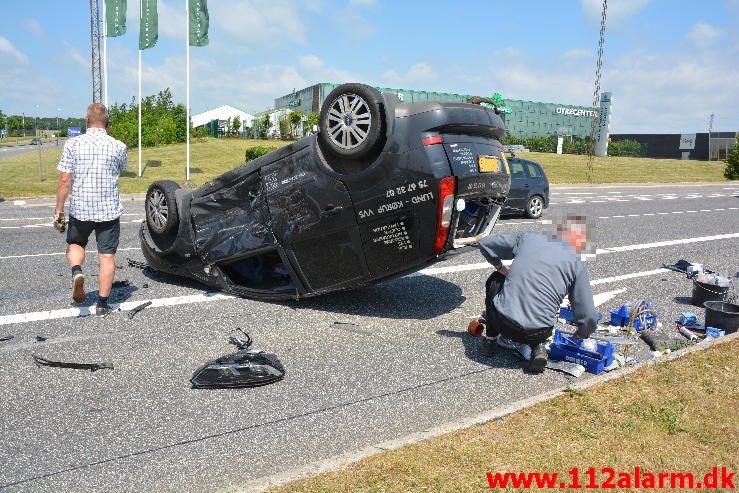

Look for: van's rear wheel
[319,83,385,160]
[146,180,180,235]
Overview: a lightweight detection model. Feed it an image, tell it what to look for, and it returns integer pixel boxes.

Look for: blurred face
[563,230,588,253]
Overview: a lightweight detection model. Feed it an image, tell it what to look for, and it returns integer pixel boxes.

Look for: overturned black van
[139,83,511,300]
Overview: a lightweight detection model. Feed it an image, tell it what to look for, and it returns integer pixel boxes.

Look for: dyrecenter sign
[555,107,598,118]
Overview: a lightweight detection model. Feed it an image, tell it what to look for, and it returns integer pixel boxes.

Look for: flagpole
[138,0,142,177]
[185,0,191,182]
[103,0,108,107]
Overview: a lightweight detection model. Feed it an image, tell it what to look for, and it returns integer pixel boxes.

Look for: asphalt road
[1,183,738,492]
[0,141,65,160]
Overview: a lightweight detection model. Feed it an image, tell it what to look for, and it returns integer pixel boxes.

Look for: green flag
[139,0,158,50]
[105,0,127,37]
[189,0,209,47]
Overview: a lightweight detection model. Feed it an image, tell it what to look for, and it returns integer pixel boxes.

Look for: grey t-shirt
[479,231,597,337]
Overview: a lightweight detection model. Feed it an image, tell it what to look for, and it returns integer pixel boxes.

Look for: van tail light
[433,176,456,254]
[422,135,443,146]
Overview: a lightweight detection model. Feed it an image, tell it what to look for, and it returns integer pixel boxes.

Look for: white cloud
[24,18,44,38]
[331,8,375,40]
[685,22,723,48]
[349,0,376,6]
[561,48,594,60]
[0,36,29,64]
[211,0,308,46]
[62,41,88,71]
[298,54,357,82]
[580,0,650,27]
[463,43,739,133]
[381,63,438,87]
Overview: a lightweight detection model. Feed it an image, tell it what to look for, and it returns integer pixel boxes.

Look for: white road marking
[643,213,655,216]
[0,247,141,260]
[562,288,627,308]
[3,232,739,326]
[564,192,594,195]
[671,211,683,214]
[613,215,624,218]
[13,201,26,206]
[590,200,606,203]
[627,214,639,217]
[0,219,143,230]
[594,232,739,255]
[0,269,644,327]
[0,213,142,222]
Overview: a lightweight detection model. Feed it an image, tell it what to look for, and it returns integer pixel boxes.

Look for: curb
[236,331,739,493]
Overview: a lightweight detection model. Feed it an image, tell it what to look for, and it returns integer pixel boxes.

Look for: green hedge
[502,134,644,157]
[724,138,739,180]
[244,146,279,162]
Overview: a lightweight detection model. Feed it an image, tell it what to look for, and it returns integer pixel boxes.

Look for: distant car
[139,83,511,300]
[503,157,549,219]
[30,137,42,146]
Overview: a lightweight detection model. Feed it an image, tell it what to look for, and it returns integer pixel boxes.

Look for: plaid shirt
[57,128,128,222]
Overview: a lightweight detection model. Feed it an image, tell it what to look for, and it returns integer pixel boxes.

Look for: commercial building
[610,132,737,160]
[274,83,599,138]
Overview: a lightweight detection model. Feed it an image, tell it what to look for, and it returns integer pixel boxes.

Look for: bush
[609,139,642,157]
[724,138,739,180]
[244,146,278,162]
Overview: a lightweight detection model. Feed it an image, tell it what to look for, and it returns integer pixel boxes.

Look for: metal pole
[185,0,190,182]
[102,0,108,107]
[37,106,42,181]
[138,49,142,177]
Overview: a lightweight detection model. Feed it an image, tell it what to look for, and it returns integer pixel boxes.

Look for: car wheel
[146,180,180,236]
[525,195,544,219]
[319,83,385,160]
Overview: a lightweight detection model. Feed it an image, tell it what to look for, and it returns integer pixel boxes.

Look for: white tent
[191,104,254,131]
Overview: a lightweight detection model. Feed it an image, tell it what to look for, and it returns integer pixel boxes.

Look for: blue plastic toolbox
[549,330,614,374]
[609,303,657,331]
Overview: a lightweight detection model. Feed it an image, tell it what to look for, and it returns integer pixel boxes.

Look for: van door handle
[321,205,344,217]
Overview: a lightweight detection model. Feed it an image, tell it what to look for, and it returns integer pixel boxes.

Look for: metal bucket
[703,301,739,334]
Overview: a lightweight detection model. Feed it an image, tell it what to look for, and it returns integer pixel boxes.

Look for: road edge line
[236,331,739,493]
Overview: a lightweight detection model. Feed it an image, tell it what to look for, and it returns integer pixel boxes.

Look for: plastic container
[703,301,739,334]
[548,330,614,374]
[609,304,657,331]
[692,279,730,307]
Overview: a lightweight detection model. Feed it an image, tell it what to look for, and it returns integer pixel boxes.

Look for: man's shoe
[528,343,548,374]
[72,273,85,304]
[95,303,112,318]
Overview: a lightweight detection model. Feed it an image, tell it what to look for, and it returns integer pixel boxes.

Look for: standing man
[53,103,127,317]
[469,215,598,373]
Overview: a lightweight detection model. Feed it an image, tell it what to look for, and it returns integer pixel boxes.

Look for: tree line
[503,134,644,157]
[0,109,84,137]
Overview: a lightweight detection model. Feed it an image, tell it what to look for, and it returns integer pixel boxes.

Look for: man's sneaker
[528,343,548,374]
[95,303,112,318]
[71,273,85,304]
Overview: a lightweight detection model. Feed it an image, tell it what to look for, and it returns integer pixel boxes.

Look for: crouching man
[471,215,598,373]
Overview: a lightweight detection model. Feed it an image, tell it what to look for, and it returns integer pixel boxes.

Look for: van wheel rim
[529,197,543,216]
[147,189,169,231]
[326,94,372,150]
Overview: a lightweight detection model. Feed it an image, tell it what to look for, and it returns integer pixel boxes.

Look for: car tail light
[433,176,456,254]
[422,135,443,146]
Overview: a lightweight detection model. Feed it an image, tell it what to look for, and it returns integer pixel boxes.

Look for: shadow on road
[436,329,524,370]
[282,275,466,320]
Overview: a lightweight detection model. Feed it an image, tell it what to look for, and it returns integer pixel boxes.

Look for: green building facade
[274,83,599,138]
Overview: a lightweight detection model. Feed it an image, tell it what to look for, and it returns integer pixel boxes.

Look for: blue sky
[1,0,738,133]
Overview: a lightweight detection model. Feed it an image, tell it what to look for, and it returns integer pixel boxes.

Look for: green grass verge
[0,138,291,198]
[523,151,727,183]
[0,139,728,198]
[268,339,738,492]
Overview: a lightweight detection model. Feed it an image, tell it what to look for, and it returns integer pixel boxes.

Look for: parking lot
[1,182,738,492]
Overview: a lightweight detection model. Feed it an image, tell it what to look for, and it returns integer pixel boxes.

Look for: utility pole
[709,113,714,160]
[89,0,103,103]
[22,112,25,137]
